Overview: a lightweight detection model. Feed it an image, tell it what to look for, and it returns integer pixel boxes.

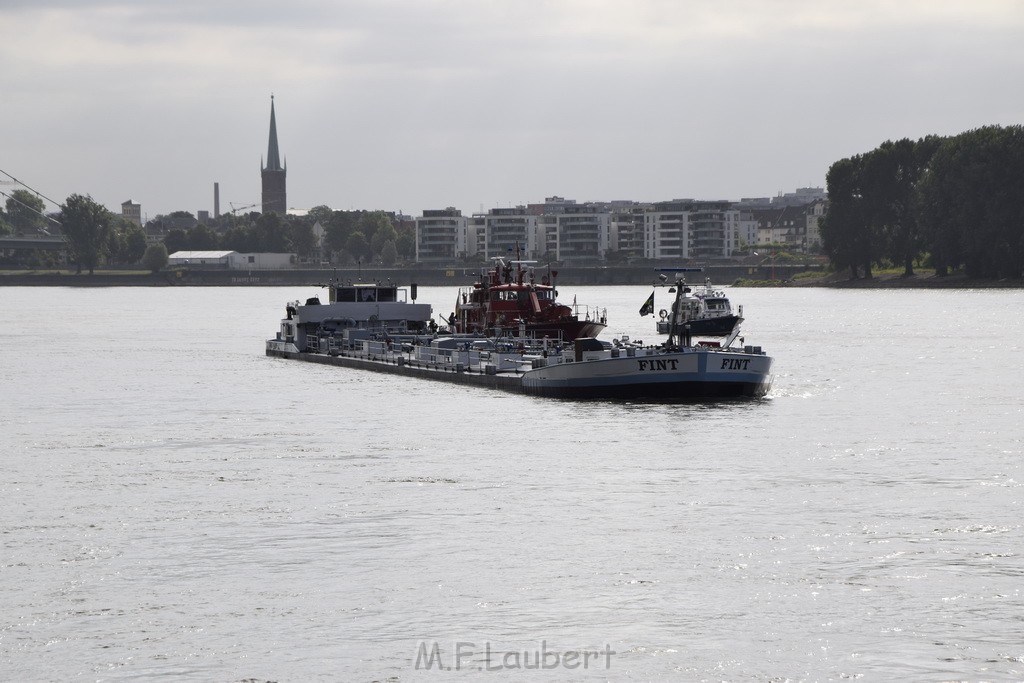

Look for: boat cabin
[330,283,406,304]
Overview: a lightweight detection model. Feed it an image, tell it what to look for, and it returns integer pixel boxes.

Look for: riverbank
[764,270,1024,289]
[2,265,1020,288]
[0,263,815,287]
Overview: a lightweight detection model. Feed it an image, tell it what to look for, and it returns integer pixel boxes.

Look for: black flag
[639,290,655,316]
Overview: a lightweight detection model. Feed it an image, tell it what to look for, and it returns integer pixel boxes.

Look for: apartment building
[413,189,819,264]
[479,207,538,261]
[645,200,753,259]
[644,200,691,261]
[415,208,470,262]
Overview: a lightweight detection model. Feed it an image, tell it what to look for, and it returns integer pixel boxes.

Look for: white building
[479,207,539,260]
[415,208,471,262]
[644,201,747,260]
[644,201,691,261]
[167,250,295,269]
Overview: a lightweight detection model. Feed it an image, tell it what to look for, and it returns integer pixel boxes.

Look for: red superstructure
[451,258,606,341]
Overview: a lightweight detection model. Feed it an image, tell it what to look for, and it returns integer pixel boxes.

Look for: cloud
[2,0,1023,216]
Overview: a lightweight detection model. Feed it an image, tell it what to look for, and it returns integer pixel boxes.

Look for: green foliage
[163,228,188,254]
[289,221,317,258]
[5,189,48,235]
[253,212,292,252]
[919,125,1024,279]
[59,193,112,274]
[358,211,391,246]
[142,243,169,273]
[346,231,370,262]
[186,224,219,250]
[823,126,1024,280]
[106,217,148,265]
[821,155,872,278]
[379,240,398,266]
[307,205,334,226]
[370,220,398,255]
[221,224,255,252]
[396,231,416,261]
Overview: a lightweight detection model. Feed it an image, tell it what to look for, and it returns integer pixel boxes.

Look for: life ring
[659,309,668,319]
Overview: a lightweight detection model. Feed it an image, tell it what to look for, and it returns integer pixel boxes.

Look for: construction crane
[229,201,263,214]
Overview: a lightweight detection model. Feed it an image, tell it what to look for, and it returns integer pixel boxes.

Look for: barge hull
[266,348,522,391]
[266,348,770,400]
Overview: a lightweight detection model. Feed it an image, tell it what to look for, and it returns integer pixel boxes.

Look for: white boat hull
[521,348,772,399]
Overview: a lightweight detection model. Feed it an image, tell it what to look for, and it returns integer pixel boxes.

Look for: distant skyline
[3,1,1023,220]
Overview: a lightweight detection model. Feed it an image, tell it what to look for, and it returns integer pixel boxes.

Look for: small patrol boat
[649,269,744,338]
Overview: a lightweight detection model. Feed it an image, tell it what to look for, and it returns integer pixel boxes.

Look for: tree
[369,217,398,257]
[186,224,219,250]
[323,211,356,259]
[919,125,1024,279]
[821,156,872,278]
[289,220,318,259]
[163,228,188,254]
[253,212,292,252]
[858,137,942,277]
[380,239,398,266]
[104,216,148,265]
[346,231,370,262]
[357,211,390,247]
[59,193,112,274]
[221,224,256,252]
[396,231,416,262]
[307,204,334,226]
[142,243,169,273]
[4,189,48,235]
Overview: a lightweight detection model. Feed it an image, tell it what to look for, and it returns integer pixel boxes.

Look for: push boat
[265,280,773,401]
[653,269,744,338]
[452,257,606,342]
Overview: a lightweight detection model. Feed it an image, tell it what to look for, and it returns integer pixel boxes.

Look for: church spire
[265,94,283,172]
[260,94,287,214]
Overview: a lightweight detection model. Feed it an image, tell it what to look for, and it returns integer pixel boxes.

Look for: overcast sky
[2,0,1022,220]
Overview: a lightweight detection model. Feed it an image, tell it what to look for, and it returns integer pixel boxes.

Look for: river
[1,285,1021,681]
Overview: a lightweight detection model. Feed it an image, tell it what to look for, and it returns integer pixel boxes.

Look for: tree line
[821,124,1024,279]
[154,206,416,267]
[2,190,150,273]
[1,192,418,273]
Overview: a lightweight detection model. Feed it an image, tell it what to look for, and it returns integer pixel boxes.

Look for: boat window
[335,288,356,302]
[360,288,377,302]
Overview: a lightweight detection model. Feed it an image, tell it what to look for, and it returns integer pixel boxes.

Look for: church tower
[261,95,287,215]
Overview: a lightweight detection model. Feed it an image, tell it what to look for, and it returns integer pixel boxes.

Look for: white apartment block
[644,201,747,259]
[553,208,610,261]
[414,191,819,264]
[480,207,539,261]
[645,202,690,260]
[415,208,471,262]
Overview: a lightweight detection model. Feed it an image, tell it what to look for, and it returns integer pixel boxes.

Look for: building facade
[121,200,141,226]
[415,208,470,262]
[480,207,538,261]
[410,189,821,264]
